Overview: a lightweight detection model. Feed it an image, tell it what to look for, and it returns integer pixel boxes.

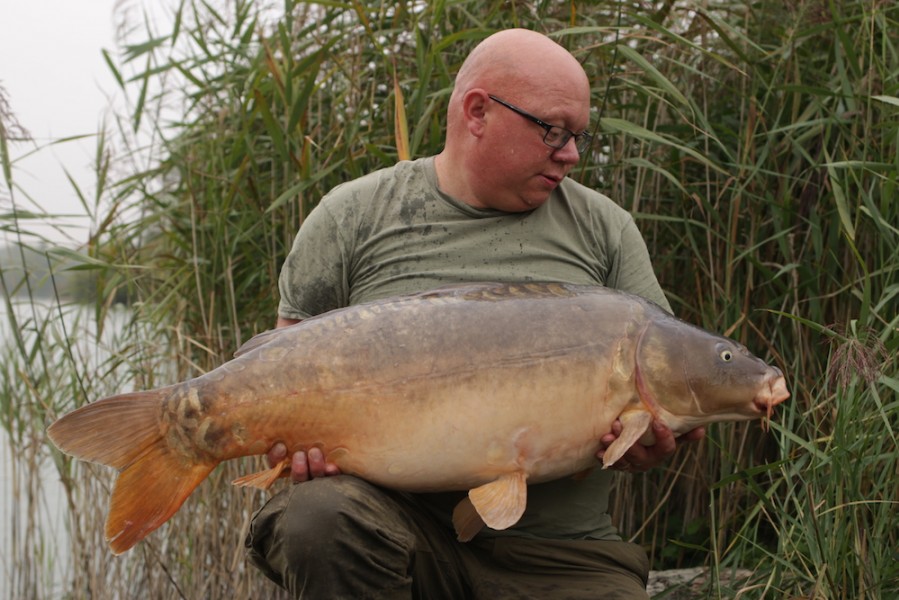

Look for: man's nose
[553,137,582,163]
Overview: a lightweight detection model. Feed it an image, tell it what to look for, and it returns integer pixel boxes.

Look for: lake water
[0,299,134,598]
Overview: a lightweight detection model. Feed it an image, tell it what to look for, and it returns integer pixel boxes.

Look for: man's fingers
[650,421,677,456]
[291,450,311,482]
[307,447,327,478]
[598,419,623,448]
[682,426,706,442]
[267,442,287,468]
[597,420,706,472]
[289,447,341,482]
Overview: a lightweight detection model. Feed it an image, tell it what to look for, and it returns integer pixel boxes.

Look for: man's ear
[461,89,490,137]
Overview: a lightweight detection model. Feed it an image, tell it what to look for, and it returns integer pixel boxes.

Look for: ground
[647,567,753,598]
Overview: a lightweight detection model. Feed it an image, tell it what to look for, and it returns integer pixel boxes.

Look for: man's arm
[276,316,301,328]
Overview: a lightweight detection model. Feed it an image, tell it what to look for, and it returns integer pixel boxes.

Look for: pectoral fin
[460,471,527,537]
[601,410,653,469]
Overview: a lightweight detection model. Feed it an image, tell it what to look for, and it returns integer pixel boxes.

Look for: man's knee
[250,476,390,560]
[246,475,414,585]
[246,476,424,596]
[284,477,363,532]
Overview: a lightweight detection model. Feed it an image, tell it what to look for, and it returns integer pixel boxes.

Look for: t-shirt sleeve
[606,216,672,313]
[277,200,352,320]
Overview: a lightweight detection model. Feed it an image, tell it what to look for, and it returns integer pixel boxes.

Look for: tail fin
[47,390,216,554]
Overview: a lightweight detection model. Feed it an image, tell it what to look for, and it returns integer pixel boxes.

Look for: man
[246,28,703,598]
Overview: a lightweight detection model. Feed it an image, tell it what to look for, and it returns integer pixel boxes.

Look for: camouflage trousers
[245,475,649,600]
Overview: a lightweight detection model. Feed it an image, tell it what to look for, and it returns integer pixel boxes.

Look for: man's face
[471,85,591,212]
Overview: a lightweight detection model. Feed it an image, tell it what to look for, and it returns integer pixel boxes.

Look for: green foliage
[1,0,897,598]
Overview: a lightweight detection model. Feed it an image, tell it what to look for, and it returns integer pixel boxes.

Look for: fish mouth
[752,371,790,416]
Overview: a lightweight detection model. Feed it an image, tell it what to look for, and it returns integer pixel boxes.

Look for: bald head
[435,29,592,212]
[447,29,589,128]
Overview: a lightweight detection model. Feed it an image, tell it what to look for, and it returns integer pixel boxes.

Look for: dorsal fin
[233,326,296,358]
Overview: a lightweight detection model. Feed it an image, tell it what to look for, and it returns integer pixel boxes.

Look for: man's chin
[519,193,551,210]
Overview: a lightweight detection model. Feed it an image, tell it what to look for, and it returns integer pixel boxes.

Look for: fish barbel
[47,282,789,554]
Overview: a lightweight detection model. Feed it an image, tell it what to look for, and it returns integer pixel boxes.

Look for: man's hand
[267,442,341,483]
[597,420,705,472]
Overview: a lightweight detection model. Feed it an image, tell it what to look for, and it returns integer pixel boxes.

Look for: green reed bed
[1,1,896,598]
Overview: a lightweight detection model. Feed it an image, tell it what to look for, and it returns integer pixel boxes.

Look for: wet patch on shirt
[398,195,428,226]
[287,274,344,318]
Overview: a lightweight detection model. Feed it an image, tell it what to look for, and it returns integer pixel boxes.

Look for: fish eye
[719,349,733,362]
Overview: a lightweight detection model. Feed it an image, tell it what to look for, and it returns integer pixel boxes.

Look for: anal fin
[232,458,291,490]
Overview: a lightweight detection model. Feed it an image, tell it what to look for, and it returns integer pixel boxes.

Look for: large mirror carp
[48,282,789,554]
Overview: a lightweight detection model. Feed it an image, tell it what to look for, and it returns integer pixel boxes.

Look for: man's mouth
[540,173,563,186]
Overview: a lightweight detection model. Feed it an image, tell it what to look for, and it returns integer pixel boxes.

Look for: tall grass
[1,0,896,598]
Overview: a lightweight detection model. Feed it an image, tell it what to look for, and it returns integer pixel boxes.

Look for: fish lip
[752,375,790,413]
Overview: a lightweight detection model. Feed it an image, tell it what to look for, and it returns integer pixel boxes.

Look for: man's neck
[434,151,482,209]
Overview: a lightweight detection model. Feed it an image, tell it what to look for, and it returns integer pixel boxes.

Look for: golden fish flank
[46,282,790,555]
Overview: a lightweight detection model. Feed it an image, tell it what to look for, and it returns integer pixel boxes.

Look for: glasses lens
[544,127,592,154]
[543,127,568,148]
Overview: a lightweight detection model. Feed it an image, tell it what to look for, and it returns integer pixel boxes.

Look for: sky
[1,0,121,246]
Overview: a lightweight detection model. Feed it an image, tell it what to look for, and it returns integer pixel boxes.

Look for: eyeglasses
[488,94,593,154]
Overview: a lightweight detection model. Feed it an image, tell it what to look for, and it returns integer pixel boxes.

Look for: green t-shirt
[278,157,669,540]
